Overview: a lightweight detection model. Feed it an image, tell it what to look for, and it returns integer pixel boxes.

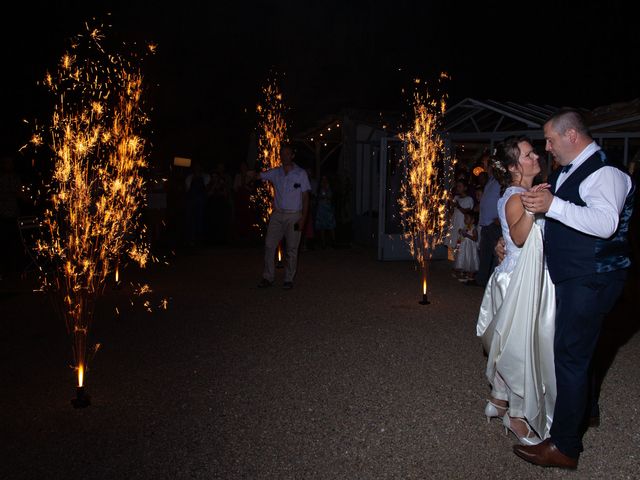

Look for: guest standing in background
[314,174,336,249]
[251,143,311,290]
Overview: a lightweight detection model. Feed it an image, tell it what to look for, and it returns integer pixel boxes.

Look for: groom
[517,109,634,469]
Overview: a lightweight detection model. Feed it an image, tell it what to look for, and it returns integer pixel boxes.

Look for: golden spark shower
[30,21,154,402]
[253,76,288,234]
[398,75,455,303]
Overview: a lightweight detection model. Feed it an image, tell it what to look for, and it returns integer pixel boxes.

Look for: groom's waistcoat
[544,151,635,283]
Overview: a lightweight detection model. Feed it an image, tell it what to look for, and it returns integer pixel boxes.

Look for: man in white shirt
[515,109,634,469]
[253,144,311,289]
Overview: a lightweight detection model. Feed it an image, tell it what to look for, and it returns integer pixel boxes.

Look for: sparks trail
[26,19,156,392]
[398,74,456,302]
[251,74,289,236]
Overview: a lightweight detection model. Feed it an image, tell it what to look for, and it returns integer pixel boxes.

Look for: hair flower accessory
[491,159,506,174]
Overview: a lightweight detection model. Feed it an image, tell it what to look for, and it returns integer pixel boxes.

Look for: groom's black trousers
[550,268,628,458]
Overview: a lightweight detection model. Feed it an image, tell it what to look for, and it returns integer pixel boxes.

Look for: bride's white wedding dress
[476,186,556,439]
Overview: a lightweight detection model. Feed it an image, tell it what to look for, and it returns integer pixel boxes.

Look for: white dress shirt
[547,142,632,238]
[260,163,311,212]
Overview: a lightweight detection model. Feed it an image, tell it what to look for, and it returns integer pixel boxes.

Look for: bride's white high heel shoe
[484,399,507,423]
[502,415,542,446]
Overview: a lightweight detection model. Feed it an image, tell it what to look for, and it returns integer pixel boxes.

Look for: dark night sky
[3,1,639,170]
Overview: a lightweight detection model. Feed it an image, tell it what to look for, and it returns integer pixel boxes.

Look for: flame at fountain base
[419,277,430,305]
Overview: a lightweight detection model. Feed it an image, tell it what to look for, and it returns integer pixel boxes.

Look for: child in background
[447,180,474,265]
[454,211,480,282]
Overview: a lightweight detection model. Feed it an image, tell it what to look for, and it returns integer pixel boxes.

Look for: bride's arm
[505,194,535,247]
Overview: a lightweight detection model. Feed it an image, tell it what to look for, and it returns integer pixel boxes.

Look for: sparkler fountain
[30,23,154,406]
[253,75,289,264]
[398,76,455,305]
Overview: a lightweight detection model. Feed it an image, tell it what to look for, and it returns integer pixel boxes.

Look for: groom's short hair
[547,108,590,137]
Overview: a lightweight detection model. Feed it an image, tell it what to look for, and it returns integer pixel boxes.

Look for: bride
[476,136,556,445]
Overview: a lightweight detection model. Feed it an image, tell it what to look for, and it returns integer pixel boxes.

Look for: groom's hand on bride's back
[495,237,506,264]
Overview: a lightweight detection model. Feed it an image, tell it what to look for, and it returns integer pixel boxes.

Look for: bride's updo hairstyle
[491,135,532,194]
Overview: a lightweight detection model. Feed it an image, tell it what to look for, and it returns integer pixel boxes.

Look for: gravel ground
[1,245,639,479]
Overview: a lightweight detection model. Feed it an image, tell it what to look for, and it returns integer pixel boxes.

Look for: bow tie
[561,164,573,173]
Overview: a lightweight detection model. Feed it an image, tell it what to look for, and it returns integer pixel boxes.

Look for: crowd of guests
[0,147,353,283]
[145,159,350,254]
[446,152,500,286]
[147,160,259,251]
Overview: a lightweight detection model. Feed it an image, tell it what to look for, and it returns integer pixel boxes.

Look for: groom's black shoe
[513,439,578,469]
[589,415,600,428]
